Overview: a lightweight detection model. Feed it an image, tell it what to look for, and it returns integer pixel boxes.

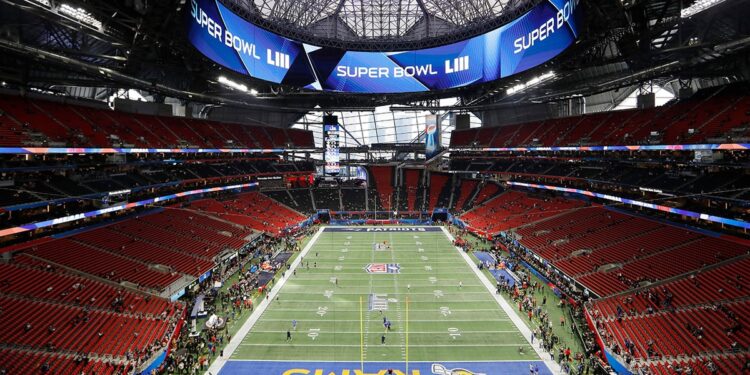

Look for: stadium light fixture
[218,76,248,92]
[30,87,57,95]
[506,71,556,96]
[218,76,258,95]
[681,0,726,18]
[59,4,103,29]
[29,0,51,8]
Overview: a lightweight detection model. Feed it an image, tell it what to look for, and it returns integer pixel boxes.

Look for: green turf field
[230,227,538,364]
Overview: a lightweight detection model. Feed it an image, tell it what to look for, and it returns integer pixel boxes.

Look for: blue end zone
[324,227,443,232]
[489,269,517,288]
[474,251,497,266]
[219,360,553,375]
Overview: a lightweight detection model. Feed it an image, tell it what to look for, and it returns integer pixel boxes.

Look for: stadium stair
[369,166,395,211]
[427,172,450,211]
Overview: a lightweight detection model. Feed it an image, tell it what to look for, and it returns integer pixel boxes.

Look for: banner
[323,116,340,175]
[218,360,553,375]
[425,114,440,158]
[187,0,582,93]
[0,182,258,239]
[507,181,750,230]
[324,226,441,232]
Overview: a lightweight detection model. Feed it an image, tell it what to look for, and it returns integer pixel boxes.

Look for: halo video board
[187,0,582,93]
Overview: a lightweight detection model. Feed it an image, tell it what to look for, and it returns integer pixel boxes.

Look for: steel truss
[219,0,539,50]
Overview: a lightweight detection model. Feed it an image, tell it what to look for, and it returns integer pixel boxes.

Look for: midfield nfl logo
[364,263,401,274]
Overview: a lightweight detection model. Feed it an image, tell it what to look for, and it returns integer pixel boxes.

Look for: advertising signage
[187,0,582,93]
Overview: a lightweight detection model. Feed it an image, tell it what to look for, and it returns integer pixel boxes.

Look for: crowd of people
[500,258,595,374]
[449,223,605,375]
[159,228,312,374]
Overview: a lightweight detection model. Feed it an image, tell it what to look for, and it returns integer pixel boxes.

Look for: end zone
[218,360,554,375]
[324,226,443,232]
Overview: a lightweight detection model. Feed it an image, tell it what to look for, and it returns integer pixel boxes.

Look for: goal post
[405,295,409,374]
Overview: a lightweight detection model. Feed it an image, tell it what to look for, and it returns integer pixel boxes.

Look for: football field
[215,226,553,375]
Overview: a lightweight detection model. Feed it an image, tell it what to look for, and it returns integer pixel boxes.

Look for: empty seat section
[370,166,394,211]
[453,179,478,211]
[473,183,501,206]
[403,169,421,211]
[27,239,180,290]
[428,173,450,210]
[0,259,169,315]
[0,95,315,149]
[450,87,750,147]
[73,228,213,276]
[460,190,583,234]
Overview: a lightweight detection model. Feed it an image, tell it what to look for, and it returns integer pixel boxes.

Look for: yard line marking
[389,231,408,361]
[363,229,375,360]
[254,298,500,303]
[448,327,461,339]
[439,306,451,317]
[307,328,321,340]
[244,330,523,334]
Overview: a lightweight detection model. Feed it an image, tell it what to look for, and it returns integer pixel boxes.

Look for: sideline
[440,226,562,374]
[206,226,325,374]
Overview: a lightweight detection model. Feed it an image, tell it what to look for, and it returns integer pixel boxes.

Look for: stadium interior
[0,0,749,374]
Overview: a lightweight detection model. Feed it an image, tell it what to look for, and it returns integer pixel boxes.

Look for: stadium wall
[479,102,556,127]
[206,105,308,129]
[114,98,174,116]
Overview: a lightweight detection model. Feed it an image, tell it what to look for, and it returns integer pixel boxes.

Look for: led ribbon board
[0,143,747,155]
[187,0,582,93]
[323,116,340,175]
[449,143,750,152]
[507,181,750,230]
[0,182,258,238]
[0,147,315,154]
